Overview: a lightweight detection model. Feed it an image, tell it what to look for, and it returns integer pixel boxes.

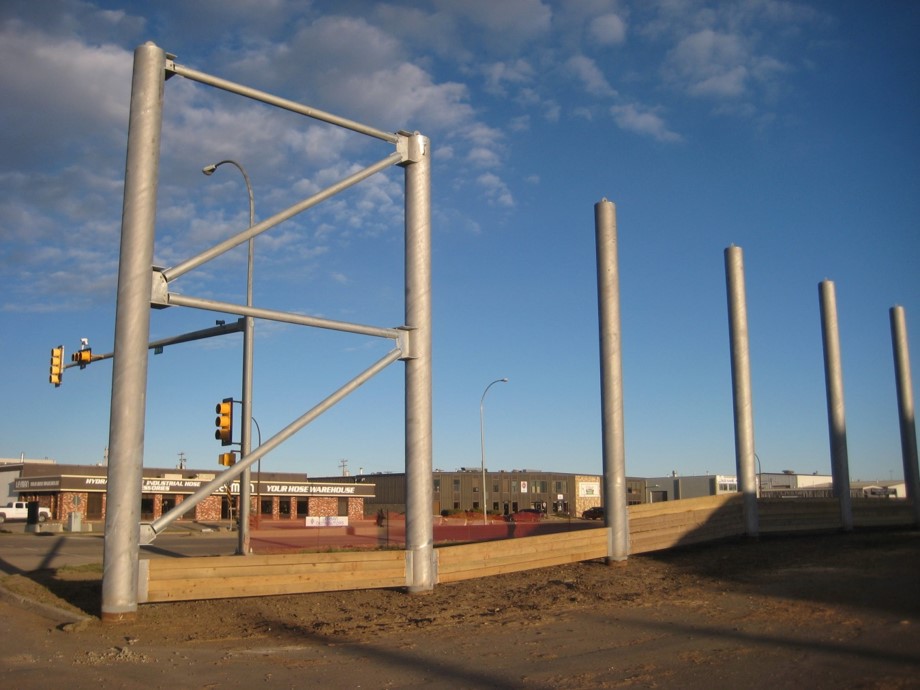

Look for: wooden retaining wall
[629,494,744,553]
[437,526,608,584]
[139,548,406,603]
[139,496,916,603]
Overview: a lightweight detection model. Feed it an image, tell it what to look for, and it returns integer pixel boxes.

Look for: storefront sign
[579,481,600,498]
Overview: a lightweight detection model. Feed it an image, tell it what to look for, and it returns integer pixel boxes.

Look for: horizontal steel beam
[166,60,399,144]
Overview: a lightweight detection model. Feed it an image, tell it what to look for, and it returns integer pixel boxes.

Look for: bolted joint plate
[150,268,170,309]
[138,522,157,545]
[396,131,427,166]
[397,326,416,360]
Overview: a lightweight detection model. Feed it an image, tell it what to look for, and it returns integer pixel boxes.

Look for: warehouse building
[322,469,648,517]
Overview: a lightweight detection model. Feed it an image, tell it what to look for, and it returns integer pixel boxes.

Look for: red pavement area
[248,517,597,553]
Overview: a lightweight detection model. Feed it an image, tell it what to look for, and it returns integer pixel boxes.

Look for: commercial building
[642,473,738,503]
[331,470,647,517]
[9,462,374,524]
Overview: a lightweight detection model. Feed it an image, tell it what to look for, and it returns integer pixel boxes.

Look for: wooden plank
[628,494,741,517]
[151,552,405,580]
[438,531,605,567]
[438,547,608,583]
[147,571,408,602]
[147,549,404,575]
[438,538,607,577]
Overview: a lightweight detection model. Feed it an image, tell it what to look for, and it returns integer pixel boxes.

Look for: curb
[0,581,94,626]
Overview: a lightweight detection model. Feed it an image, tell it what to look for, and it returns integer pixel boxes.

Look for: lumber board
[438,539,608,576]
[437,531,606,565]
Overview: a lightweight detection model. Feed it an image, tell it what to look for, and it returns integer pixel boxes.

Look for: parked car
[0,501,51,523]
[582,506,604,520]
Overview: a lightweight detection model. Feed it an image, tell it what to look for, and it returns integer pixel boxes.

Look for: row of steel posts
[595,200,920,553]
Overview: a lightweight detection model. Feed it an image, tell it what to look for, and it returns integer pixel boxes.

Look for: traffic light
[215,397,234,446]
[218,452,236,466]
[49,346,65,387]
[71,348,93,368]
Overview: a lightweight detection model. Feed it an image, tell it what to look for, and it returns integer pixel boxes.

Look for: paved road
[0,526,239,574]
[0,517,598,574]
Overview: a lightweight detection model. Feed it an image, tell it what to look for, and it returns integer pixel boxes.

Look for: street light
[480,377,509,525]
[203,159,255,555]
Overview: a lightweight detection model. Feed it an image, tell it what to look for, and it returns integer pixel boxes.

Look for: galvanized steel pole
[819,280,853,531]
[724,246,759,537]
[595,199,629,562]
[402,133,434,592]
[889,306,920,526]
[102,42,165,620]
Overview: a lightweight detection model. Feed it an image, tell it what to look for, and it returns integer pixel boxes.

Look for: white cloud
[588,13,627,46]
[668,28,749,98]
[482,59,536,96]
[476,172,514,207]
[610,103,681,142]
[566,55,618,98]
[437,0,552,41]
[0,24,133,167]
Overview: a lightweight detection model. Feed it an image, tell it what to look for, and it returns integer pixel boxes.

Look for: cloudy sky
[2,1,917,483]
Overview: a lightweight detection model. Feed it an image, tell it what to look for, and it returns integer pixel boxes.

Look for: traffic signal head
[71,349,93,368]
[49,346,64,387]
[215,397,234,446]
[218,452,236,466]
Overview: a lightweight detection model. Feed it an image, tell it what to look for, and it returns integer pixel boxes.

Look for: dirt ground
[2,529,919,689]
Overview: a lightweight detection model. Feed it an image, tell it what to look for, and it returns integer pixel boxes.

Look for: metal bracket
[138,522,157,545]
[150,268,170,309]
[397,131,426,165]
[397,326,416,360]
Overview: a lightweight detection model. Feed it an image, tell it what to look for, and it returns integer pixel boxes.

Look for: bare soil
[2,529,919,689]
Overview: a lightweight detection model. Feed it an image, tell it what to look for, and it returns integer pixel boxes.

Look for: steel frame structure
[102,42,432,620]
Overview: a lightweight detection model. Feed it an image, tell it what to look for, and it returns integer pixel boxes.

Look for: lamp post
[203,159,255,555]
[480,377,508,525]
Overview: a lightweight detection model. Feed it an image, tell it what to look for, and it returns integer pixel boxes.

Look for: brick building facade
[11,463,373,524]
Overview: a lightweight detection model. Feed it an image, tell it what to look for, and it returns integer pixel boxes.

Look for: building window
[472,501,480,510]
[87,493,103,519]
[453,479,461,492]
[141,496,155,520]
[260,498,273,515]
[433,479,441,493]
[337,497,349,516]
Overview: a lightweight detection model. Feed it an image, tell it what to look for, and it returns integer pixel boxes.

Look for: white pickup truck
[0,501,51,523]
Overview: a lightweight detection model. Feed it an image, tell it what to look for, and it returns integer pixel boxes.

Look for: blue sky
[1,1,917,482]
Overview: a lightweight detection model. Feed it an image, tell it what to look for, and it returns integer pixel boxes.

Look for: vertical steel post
[724,246,759,537]
[239,164,255,556]
[819,280,853,531]
[890,306,920,526]
[403,133,434,592]
[594,199,629,562]
[102,42,165,621]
